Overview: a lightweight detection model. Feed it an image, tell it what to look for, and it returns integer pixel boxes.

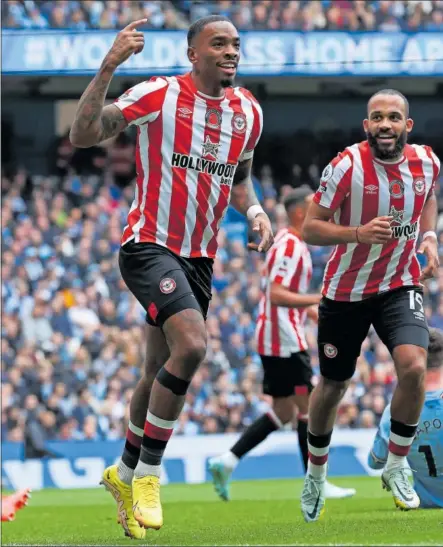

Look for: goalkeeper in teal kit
[369,327,443,509]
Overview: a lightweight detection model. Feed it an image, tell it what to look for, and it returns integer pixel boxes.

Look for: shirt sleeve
[113,77,168,126]
[368,404,391,469]
[313,151,353,212]
[424,146,441,194]
[239,92,263,162]
[269,238,301,289]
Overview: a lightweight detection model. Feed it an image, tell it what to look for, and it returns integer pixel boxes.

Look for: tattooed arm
[69,19,146,148]
[230,158,274,252]
[69,73,127,148]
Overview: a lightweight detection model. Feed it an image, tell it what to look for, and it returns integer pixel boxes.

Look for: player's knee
[319,376,349,401]
[143,356,165,378]
[171,336,207,378]
[397,356,426,388]
[141,363,160,390]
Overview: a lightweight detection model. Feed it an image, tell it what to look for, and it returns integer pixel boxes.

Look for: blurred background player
[1,489,31,522]
[69,14,273,538]
[208,186,356,500]
[368,327,443,509]
[300,89,440,521]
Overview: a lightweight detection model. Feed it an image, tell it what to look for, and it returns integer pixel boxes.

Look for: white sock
[134,461,161,478]
[307,460,327,479]
[385,452,407,471]
[218,451,240,471]
[117,459,134,485]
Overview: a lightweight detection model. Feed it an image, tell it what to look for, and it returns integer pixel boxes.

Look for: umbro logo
[365,184,378,195]
[177,107,192,119]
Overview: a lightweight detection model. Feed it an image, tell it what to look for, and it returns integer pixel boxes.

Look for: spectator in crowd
[3,0,443,31]
[24,408,60,459]
[1,127,442,446]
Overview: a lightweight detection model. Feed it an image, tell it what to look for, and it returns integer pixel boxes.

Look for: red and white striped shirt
[114,72,263,258]
[314,141,440,302]
[256,228,313,357]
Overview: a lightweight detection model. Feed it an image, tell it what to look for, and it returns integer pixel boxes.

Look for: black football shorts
[119,241,213,328]
[261,351,313,398]
[318,286,429,382]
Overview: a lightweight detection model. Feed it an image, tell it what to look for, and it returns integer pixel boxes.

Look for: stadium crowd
[3,0,443,31]
[2,129,443,446]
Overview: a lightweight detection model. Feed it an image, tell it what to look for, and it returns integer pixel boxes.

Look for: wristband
[422,231,437,241]
[247,205,265,222]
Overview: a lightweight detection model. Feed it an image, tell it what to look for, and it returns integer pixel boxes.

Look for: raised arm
[230,158,274,252]
[69,19,146,148]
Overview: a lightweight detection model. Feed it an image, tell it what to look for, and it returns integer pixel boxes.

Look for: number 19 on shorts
[408,290,425,321]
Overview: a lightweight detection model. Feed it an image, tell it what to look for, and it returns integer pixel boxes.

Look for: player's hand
[307,305,319,323]
[104,19,147,68]
[418,237,439,281]
[248,212,274,252]
[357,216,393,244]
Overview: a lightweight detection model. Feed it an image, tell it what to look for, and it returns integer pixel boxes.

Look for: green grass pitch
[2,476,442,545]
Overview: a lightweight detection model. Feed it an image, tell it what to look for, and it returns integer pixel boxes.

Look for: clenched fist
[103,19,147,69]
[357,216,393,245]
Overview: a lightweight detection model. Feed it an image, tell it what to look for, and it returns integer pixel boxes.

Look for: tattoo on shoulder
[100,105,127,141]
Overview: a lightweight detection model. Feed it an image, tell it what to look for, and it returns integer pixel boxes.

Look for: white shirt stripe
[179,96,208,256]
[122,182,139,245]
[131,125,149,242]
[155,78,180,246]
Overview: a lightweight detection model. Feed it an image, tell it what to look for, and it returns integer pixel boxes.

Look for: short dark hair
[283,185,313,212]
[187,15,234,46]
[427,328,443,370]
[368,88,410,117]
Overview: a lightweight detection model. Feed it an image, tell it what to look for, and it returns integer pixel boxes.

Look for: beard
[220,77,234,88]
[366,130,407,161]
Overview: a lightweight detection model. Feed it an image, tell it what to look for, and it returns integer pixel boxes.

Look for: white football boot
[301,473,326,522]
[381,466,420,510]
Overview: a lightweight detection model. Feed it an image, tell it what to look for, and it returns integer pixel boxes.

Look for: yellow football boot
[100,465,146,539]
[132,475,163,530]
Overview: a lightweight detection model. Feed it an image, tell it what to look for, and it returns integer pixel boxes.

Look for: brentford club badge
[324,344,338,359]
[413,178,426,196]
[159,278,176,294]
[205,108,222,129]
[389,180,404,199]
[232,112,247,134]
